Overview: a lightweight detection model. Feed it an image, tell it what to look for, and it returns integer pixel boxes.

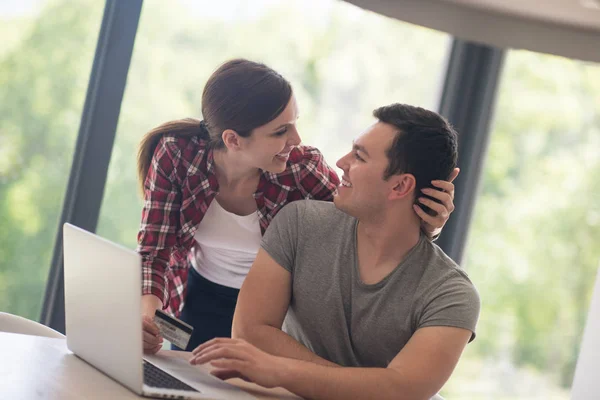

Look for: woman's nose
[288,128,301,146]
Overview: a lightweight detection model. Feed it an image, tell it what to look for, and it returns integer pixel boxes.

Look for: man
[189,104,480,400]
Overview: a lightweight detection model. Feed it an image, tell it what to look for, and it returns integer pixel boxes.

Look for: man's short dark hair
[374,104,458,198]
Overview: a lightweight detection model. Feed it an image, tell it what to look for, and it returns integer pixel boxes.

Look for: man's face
[334,122,400,218]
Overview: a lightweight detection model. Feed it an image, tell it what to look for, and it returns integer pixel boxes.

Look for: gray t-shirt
[261,200,480,368]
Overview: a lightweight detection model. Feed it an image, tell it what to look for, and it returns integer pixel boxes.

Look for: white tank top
[192,199,261,289]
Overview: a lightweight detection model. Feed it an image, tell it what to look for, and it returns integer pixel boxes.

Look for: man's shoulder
[413,240,481,342]
[419,240,478,294]
[277,200,350,228]
[284,199,343,217]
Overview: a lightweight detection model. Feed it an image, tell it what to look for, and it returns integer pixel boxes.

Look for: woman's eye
[274,129,287,136]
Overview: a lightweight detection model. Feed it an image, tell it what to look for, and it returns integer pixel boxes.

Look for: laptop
[571,266,600,399]
[63,223,256,400]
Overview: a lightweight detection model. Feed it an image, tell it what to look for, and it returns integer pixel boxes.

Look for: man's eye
[354,152,364,161]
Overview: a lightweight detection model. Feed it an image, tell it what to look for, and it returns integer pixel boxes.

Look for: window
[97,0,450,248]
[0,0,103,320]
[443,50,600,399]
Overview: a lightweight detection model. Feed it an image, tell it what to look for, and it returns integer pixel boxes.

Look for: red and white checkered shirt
[137,134,340,316]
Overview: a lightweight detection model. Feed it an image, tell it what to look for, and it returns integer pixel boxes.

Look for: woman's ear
[222,129,241,150]
[389,174,416,201]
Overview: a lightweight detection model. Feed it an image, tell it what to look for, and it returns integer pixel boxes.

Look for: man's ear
[388,174,416,201]
[222,129,242,151]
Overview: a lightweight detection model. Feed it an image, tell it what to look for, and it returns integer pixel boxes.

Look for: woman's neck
[212,148,260,188]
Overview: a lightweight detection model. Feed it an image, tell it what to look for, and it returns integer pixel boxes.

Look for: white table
[0,332,301,400]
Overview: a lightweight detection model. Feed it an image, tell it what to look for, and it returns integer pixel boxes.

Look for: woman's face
[234,94,301,173]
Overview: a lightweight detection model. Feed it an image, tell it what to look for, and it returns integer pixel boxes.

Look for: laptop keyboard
[143,360,200,392]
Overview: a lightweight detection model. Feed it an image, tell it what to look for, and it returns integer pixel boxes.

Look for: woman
[138,59,457,353]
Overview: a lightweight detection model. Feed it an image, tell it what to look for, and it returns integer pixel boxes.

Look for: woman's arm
[137,137,183,310]
[137,137,184,353]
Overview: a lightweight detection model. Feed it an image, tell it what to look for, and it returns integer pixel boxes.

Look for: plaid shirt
[138,134,340,316]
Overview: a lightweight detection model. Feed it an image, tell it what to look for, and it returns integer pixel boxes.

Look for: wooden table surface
[0,332,301,400]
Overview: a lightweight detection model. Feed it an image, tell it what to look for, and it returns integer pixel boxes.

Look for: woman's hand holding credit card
[142,294,164,354]
[142,314,163,354]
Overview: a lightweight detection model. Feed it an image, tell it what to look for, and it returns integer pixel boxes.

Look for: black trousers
[173,267,240,351]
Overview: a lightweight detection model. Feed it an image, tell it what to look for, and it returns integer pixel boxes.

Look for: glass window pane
[0,0,103,320]
[97,0,450,248]
[443,50,600,399]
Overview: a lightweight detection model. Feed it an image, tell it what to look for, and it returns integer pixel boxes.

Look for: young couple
[138,59,479,400]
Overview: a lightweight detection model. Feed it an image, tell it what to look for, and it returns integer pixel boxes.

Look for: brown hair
[137,59,293,193]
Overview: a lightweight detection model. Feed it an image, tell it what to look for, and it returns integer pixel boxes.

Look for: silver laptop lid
[63,223,143,394]
[571,266,600,399]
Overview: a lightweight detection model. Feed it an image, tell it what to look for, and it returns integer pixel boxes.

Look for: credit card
[154,309,194,350]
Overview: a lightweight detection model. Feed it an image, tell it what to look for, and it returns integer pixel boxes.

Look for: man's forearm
[277,359,433,400]
[234,325,339,367]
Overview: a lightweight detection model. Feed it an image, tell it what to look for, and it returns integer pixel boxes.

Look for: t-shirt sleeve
[418,272,481,342]
[260,202,302,275]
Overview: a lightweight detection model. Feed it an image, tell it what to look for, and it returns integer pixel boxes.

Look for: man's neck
[356,210,421,283]
[212,148,260,189]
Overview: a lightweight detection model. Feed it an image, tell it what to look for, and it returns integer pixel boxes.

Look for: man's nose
[336,154,349,170]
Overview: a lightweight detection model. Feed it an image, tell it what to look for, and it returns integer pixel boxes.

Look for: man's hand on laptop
[189,338,287,388]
